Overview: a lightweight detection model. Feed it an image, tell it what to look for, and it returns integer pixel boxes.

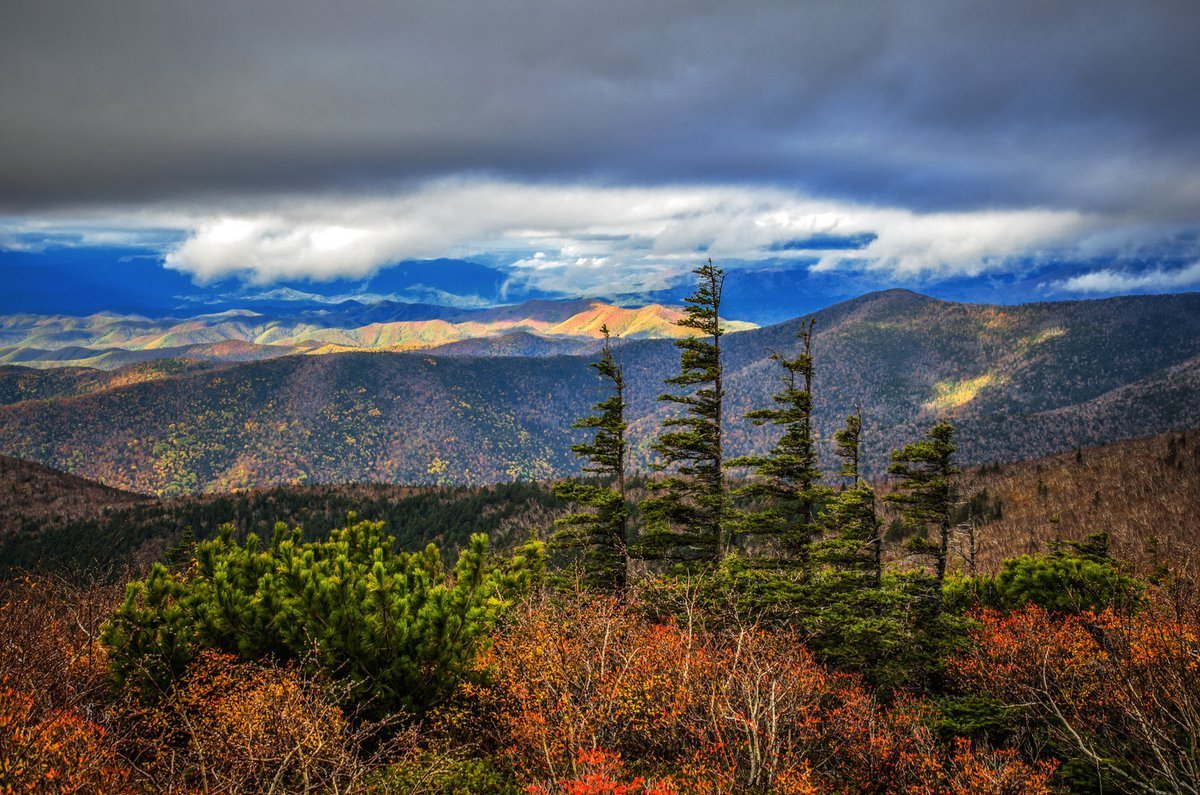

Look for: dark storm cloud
[2,0,1198,216]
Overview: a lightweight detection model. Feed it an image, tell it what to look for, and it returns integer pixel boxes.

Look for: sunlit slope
[0,299,756,369]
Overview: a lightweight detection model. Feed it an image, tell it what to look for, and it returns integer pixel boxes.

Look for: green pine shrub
[101,518,544,711]
[945,532,1143,614]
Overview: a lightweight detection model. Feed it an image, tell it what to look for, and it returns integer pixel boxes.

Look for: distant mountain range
[0,289,1197,495]
[0,298,756,370]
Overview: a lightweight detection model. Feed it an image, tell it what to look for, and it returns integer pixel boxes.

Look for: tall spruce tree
[820,411,881,586]
[553,326,630,590]
[726,318,825,568]
[638,260,729,565]
[886,421,960,586]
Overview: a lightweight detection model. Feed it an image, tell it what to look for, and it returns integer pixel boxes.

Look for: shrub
[469,585,1055,794]
[952,589,1200,793]
[0,574,129,792]
[947,532,1144,614]
[117,650,405,793]
[0,680,129,793]
[101,519,544,711]
[987,552,1142,613]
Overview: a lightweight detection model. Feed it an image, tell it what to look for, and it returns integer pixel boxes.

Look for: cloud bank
[148,180,1097,293]
[2,1,1198,306]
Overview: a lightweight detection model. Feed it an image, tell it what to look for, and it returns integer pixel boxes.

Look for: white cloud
[4,178,1107,294]
[0,215,184,252]
[152,179,1101,290]
[813,208,1093,279]
[1053,261,1200,294]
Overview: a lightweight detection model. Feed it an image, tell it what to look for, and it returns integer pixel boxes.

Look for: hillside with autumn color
[3,430,1197,582]
[0,290,1197,496]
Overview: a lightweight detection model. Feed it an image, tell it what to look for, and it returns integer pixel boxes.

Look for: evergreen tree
[834,411,862,482]
[638,260,729,565]
[820,410,881,586]
[164,525,196,570]
[553,326,630,590]
[726,319,825,568]
[886,421,960,587]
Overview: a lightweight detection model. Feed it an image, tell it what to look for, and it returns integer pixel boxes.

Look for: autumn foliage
[5,555,1199,792]
[0,574,128,793]
[463,588,1057,794]
[953,586,1200,793]
[115,650,404,794]
[0,681,129,793]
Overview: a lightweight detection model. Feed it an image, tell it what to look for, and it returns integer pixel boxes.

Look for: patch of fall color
[469,592,705,777]
[950,605,1111,705]
[116,650,401,794]
[0,681,130,793]
[952,587,1200,793]
[0,574,129,793]
[466,590,1056,794]
[526,749,680,795]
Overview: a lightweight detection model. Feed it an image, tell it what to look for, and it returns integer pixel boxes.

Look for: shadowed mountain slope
[0,455,147,540]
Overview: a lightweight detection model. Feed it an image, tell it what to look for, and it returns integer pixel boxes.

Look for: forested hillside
[0,290,1198,495]
[0,466,566,573]
[0,456,145,539]
[0,359,222,404]
[4,430,1197,578]
[950,430,1200,575]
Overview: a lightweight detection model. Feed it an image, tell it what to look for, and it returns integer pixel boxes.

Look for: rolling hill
[0,290,1197,496]
[0,457,566,572]
[0,455,146,541]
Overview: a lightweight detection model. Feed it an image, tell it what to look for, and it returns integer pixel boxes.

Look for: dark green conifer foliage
[886,421,960,586]
[820,411,882,586]
[102,519,544,711]
[726,319,826,567]
[948,530,1144,614]
[638,260,729,565]
[164,525,196,570]
[553,326,630,590]
[834,412,862,481]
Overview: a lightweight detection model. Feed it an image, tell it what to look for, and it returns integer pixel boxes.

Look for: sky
[2,0,1199,318]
